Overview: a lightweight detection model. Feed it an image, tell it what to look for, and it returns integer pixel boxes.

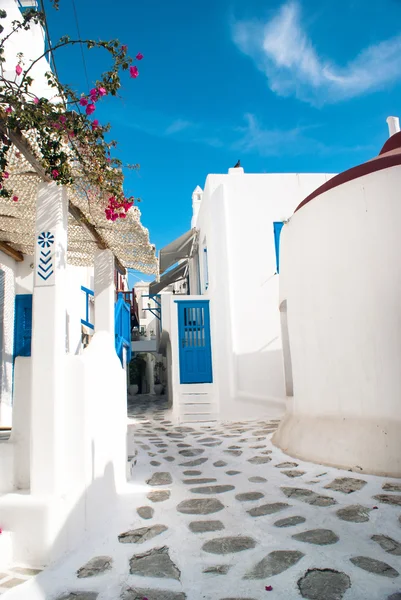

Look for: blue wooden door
[14,294,33,357]
[177,300,213,384]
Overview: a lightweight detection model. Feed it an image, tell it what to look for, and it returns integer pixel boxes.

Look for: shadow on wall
[165,337,173,409]
[235,347,285,397]
[231,346,287,419]
[3,461,117,600]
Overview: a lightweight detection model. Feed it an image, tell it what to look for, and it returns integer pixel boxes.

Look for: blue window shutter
[273,222,284,273]
[14,294,33,358]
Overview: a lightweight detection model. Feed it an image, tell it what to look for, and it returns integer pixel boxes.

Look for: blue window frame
[14,294,33,358]
[273,222,284,273]
[81,285,94,330]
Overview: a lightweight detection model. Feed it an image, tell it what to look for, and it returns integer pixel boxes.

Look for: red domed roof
[295,131,401,213]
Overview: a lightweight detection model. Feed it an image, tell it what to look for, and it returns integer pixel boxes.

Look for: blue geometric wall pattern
[35,230,55,286]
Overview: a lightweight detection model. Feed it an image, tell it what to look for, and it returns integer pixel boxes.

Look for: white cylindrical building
[274,131,401,477]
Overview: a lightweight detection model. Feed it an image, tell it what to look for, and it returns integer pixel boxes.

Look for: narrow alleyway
[1,396,401,600]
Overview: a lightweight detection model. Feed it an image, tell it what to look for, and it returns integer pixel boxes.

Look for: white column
[30,182,68,495]
[147,354,155,395]
[94,249,115,337]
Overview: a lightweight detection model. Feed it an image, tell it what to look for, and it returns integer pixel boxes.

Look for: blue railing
[81,286,94,330]
[115,292,132,366]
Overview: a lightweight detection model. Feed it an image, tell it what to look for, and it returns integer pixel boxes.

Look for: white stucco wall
[191,170,334,419]
[2,0,56,101]
[274,165,401,476]
[0,251,17,426]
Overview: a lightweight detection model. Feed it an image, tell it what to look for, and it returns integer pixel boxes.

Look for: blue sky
[46,0,401,284]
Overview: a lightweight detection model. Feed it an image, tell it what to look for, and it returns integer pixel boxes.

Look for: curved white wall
[274,165,401,476]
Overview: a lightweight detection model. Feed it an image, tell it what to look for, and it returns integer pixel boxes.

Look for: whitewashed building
[0,0,157,567]
[155,167,334,422]
[274,118,401,478]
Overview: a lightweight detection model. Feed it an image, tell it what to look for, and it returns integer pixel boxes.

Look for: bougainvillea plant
[0,5,142,220]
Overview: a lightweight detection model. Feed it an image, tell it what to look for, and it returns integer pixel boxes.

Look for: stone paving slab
[5,395,401,600]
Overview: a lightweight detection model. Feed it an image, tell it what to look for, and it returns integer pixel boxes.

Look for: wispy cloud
[165,119,193,135]
[234,113,372,156]
[114,106,369,158]
[232,1,401,104]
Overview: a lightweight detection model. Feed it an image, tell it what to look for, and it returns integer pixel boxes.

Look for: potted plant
[139,327,147,339]
[154,360,165,395]
[128,354,147,395]
[150,329,156,340]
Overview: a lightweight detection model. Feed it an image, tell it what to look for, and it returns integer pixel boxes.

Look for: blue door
[14,294,33,357]
[177,300,213,384]
[114,293,132,366]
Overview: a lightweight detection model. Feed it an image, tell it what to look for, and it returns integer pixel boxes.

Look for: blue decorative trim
[38,270,54,281]
[273,222,284,274]
[37,231,55,282]
[37,232,54,248]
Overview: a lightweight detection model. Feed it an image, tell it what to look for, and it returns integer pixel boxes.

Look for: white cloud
[165,119,193,135]
[232,1,401,104]
[233,113,372,156]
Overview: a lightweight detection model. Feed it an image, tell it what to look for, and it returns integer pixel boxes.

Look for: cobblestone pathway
[2,396,401,600]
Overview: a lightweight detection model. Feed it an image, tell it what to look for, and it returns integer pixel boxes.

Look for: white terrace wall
[274,165,401,477]
[192,170,334,420]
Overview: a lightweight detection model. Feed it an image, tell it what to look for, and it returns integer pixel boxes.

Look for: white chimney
[191,185,203,228]
[386,116,400,137]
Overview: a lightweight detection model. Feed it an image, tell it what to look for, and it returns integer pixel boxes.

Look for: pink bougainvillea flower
[136,52,144,60]
[12,195,18,202]
[119,212,127,219]
[59,115,66,124]
[52,169,59,179]
[0,528,2,534]
[86,103,96,115]
[121,45,128,52]
[5,106,12,114]
[91,119,100,131]
[15,64,22,75]
[129,65,139,78]
[97,86,107,97]
[265,586,273,592]
[106,157,111,163]
[79,97,88,107]
[3,172,9,179]
[33,97,39,104]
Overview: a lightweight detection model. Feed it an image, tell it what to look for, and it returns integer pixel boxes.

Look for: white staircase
[177,384,217,423]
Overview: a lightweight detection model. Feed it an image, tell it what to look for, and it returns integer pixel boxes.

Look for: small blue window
[273,222,284,273]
